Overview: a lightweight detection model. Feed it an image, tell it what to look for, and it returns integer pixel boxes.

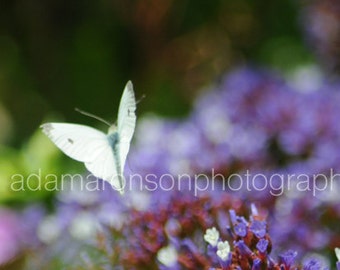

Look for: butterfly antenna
[136,94,146,105]
[75,108,111,126]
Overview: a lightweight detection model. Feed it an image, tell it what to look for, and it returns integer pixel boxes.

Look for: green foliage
[0,128,84,204]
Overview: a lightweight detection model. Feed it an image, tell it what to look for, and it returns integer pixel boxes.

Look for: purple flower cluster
[94,199,335,269]
[123,67,340,266]
[133,67,340,177]
[111,191,243,269]
[26,183,248,269]
[204,205,330,270]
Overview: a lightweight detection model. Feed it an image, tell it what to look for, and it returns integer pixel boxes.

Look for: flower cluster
[104,190,246,269]
[204,204,332,270]
[123,67,340,266]
[20,174,258,269]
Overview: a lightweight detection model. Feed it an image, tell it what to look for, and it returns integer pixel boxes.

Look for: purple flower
[234,222,247,237]
[278,250,298,268]
[256,239,269,254]
[235,240,253,257]
[252,258,262,270]
[250,220,267,238]
[302,258,324,270]
[0,209,22,265]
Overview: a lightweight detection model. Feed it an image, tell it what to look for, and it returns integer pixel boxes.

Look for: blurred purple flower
[256,239,269,254]
[278,250,298,268]
[0,208,23,265]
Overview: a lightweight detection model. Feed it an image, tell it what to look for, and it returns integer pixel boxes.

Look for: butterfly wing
[116,81,137,171]
[41,123,124,193]
[41,123,108,162]
[84,146,124,193]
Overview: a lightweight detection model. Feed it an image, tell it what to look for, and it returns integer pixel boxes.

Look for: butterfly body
[107,129,119,147]
[41,81,136,194]
[107,131,122,184]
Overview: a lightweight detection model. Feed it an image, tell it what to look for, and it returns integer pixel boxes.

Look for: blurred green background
[0,0,314,202]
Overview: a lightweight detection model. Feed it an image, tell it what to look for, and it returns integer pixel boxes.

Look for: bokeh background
[1,0,340,269]
[1,0,316,148]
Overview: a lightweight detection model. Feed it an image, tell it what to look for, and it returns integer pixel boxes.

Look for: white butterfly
[41,81,136,194]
